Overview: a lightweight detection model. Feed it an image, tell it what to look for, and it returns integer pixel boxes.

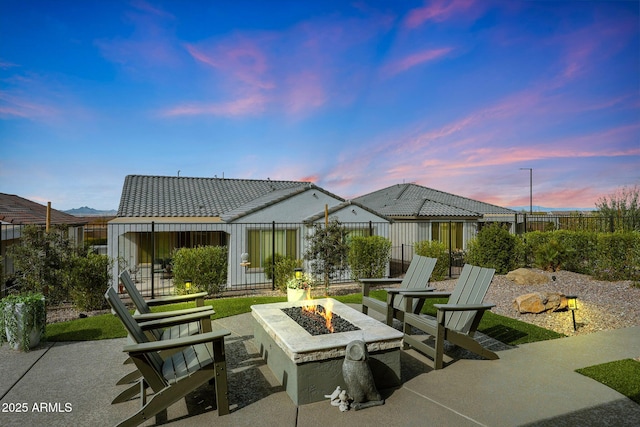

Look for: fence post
[448,220,453,279]
[151,221,155,299]
[272,221,276,291]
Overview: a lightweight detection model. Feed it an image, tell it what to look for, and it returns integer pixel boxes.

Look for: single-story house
[108,175,390,293]
[353,183,516,262]
[0,193,87,292]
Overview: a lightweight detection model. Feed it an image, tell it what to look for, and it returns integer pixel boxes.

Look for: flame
[302,298,334,333]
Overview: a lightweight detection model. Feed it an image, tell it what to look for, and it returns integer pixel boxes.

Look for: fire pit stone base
[251,298,403,405]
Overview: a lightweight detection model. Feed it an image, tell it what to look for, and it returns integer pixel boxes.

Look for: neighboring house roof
[117,175,343,219]
[353,183,515,218]
[0,193,86,225]
[302,201,392,224]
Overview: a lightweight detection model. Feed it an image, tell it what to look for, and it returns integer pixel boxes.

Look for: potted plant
[0,292,46,351]
[286,270,314,302]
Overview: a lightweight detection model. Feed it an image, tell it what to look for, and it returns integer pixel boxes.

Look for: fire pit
[251,298,403,405]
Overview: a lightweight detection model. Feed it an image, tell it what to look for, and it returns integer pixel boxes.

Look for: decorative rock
[506,268,549,285]
[514,292,568,314]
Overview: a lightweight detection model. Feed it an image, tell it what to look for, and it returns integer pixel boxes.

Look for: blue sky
[1,0,638,211]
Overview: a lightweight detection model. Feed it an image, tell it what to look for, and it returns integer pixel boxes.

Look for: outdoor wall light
[566,295,578,331]
[294,268,303,279]
[185,279,192,291]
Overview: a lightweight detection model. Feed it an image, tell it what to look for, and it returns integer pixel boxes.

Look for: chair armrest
[433,303,495,312]
[132,305,214,321]
[123,329,231,354]
[359,278,404,285]
[145,292,209,306]
[138,310,214,331]
[399,291,452,298]
[386,287,436,294]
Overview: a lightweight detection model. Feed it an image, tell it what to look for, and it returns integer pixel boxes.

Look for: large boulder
[506,268,549,285]
[513,292,568,314]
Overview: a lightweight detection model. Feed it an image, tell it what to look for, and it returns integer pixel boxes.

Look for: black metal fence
[514,212,639,234]
[107,221,390,297]
[2,213,636,297]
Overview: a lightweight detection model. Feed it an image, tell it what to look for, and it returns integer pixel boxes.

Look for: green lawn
[576,359,640,404]
[46,290,562,345]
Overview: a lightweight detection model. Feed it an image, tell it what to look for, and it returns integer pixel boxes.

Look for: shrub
[413,240,449,281]
[274,257,302,292]
[348,235,392,281]
[465,223,517,274]
[593,232,640,281]
[172,245,228,295]
[67,251,112,311]
[534,237,570,272]
[263,253,286,281]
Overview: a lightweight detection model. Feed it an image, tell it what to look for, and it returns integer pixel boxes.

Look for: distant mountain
[508,206,595,213]
[65,206,117,216]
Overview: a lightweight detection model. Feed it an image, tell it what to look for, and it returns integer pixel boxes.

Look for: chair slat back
[104,287,164,373]
[120,271,151,314]
[446,264,495,334]
[393,255,437,311]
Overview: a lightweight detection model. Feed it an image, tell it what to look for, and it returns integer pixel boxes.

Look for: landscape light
[566,295,578,331]
[185,279,192,291]
[294,268,303,279]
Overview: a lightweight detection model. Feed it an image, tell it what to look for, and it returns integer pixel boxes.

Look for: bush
[348,236,392,281]
[172,246,228,295]
[263,253,286,281]
[593,232,640,281]
[274,257,302,292]
[413,240,449,281]
[465,223,517,274]
[67,251,112,311]
[534,237,570,272]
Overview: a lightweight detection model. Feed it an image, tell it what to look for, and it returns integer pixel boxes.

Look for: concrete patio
[1,306,639,427]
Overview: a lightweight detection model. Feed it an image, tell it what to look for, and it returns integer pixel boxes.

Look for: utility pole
[520,168,533,214]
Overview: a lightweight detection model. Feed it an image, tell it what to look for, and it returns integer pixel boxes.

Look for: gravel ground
[47,269,640,338]
[431,269,640,337]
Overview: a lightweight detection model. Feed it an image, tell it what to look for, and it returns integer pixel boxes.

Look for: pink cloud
[0,92,58,119]
[382,47,452,77]
[161,94,268,117]
[404,0,476,28]
[185,40,274,91]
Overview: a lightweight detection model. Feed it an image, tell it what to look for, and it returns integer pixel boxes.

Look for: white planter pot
[3,301,44,351]
[287,288,308,302]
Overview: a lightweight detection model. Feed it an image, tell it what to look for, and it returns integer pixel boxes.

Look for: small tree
[304,219,349,293]
[596,185,640,231]
[7,225,72,304]
[348,235,391,281]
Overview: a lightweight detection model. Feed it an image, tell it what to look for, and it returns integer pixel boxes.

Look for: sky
[1,0,638,212]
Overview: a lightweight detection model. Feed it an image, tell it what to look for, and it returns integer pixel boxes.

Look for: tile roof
[0,193,86,225]
[117,175,325,218]
[353,183,515,218]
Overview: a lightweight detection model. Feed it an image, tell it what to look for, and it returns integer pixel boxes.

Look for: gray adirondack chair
[361,255,437,325]
[105,288,230,426]
[401,264,498,369]
[117,271,215,391]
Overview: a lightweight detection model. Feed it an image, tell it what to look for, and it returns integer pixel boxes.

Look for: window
[247,228,297,269]
[431,222,463,250]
